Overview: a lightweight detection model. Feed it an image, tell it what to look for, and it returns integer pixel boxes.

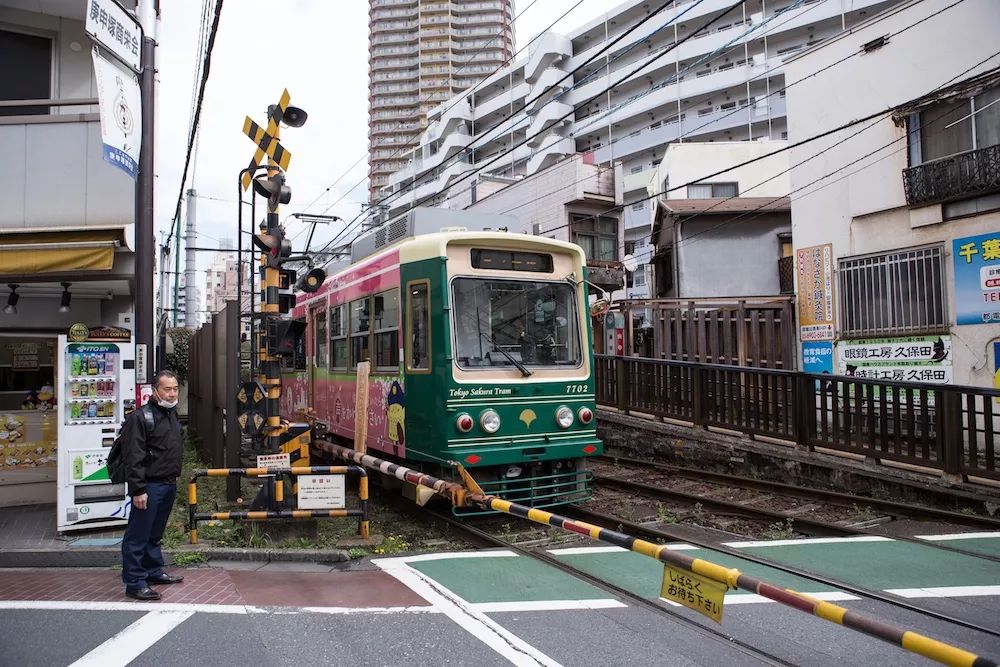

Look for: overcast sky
[154,0,610,306]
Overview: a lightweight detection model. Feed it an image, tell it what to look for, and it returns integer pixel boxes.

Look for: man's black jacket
[122,401,183,497]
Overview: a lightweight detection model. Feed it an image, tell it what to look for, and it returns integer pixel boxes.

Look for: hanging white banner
[85,0,142,73]
[92,49,141,180]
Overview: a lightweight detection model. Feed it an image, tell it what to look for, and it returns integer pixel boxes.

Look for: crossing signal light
[278,268,297,314]
[253,224,293,268]
[253,172,291,211]
[267,319,306,356]
[296,268,326,293]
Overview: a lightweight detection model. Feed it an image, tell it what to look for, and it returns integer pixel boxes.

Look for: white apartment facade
[784,0,1000,388]
[367,0,515,201]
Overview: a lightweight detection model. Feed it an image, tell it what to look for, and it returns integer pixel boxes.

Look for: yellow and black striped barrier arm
[318,440,996,667]
[188,465,369,544]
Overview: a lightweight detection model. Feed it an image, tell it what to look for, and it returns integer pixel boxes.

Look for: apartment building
[378,0,901,276]
[367,0,515,201]
[204,248,239,316]
[784,0,1000,388]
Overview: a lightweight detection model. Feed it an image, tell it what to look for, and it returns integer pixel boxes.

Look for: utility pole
[135,0,157,383]
[185,188,198,328]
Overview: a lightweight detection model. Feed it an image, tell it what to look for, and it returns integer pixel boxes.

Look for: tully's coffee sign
[69,324,131,342]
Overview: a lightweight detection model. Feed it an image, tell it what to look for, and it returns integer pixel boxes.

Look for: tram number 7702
[565,384,589,394]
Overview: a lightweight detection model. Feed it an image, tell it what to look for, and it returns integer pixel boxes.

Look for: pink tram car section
[284,248,405,458]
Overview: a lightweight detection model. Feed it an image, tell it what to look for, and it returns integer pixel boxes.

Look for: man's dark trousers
[121,482,176,589]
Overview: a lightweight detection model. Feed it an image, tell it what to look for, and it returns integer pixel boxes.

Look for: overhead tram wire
[164,0,224,249]
[293,0,556,224]
[310,0,733,259]
[619,53,1000,267]
[470,0,983,261]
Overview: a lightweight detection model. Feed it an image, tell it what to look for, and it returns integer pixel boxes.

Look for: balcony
[902,144,1000,207]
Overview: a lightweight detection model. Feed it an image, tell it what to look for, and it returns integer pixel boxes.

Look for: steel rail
[564,504,1000,641]
[319,439,997,666]
[591,466,1000,565]
[595,454,1000,529]
[422,508,798,667]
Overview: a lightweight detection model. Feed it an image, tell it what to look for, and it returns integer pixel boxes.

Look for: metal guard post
[317,440,996,667]
[188,465,369,544]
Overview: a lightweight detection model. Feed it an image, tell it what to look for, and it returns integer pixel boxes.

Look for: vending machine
[56,330,136,532]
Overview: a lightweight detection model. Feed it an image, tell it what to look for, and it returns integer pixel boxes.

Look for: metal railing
[596,354,1000,481]
[902,143,1000,206]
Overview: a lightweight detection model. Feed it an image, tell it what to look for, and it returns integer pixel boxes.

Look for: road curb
[0,545,352,569]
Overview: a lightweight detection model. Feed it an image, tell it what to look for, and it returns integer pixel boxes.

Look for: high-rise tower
[368,0,514,202]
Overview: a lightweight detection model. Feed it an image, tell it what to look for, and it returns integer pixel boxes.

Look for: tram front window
[452,278,582,369]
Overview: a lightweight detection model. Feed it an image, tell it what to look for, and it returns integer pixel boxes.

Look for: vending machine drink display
[56,334,136,531]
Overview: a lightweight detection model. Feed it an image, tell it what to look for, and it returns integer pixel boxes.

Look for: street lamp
[4,284,19,315]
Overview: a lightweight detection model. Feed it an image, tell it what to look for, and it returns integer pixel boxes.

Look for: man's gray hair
[152,370,179,388]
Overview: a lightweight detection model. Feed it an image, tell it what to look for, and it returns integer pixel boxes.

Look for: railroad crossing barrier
[187,465,369,544]
[317,439,996,667]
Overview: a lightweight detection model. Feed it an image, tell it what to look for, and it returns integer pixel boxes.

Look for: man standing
[121,369,185,600]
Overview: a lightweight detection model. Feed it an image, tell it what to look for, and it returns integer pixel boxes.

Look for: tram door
[310,306,327,410]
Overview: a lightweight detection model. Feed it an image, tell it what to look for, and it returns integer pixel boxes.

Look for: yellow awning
[0,230,122,275]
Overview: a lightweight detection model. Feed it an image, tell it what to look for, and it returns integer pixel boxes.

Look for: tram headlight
[555,405,574,429]
[578,407,594,424]
[480,409,501,434]
[456,413,474,433]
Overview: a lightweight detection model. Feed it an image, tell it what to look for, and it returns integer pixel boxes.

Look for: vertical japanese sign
[993,341,1000,405]
[953,232,1000,325]
[92,50,141,179]
[796,243,835,341]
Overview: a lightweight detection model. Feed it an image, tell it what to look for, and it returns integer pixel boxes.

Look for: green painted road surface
[915,532,1000,559]
[391,534,1000,607]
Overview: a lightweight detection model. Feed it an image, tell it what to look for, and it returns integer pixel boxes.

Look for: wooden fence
[601,297,796,369]
[595,354,1000,482]
[187,301,241,500]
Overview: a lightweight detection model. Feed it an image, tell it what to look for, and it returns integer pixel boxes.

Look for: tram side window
[350,297,370,368]
[330,304,348,369]
[314,311,327,368]
[373,289,400,369]
[406,281,430,371]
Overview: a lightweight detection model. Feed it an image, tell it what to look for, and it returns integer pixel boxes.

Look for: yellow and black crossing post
[240,89,313,467]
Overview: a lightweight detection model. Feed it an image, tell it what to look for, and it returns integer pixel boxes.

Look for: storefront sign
[802,341,834,375]
[9,343,40,370]
[92,49,141,179]
[69,324,90,342]
[953,232,1000,325]
[85,0,143,73]
[660,564,727,623]
[837,336,952,384]
[796,243,835,341]
[297,474,346,510]
[993,342,1000,405]
[87,326,131,341]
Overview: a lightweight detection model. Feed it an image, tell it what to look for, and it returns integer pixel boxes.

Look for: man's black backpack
[106,404,155,485]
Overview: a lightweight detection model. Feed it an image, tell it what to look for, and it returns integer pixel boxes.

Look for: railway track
[591,456,1000,564]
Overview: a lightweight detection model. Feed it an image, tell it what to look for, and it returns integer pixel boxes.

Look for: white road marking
[471,599,626,612]
[0,600,249,614]
[374,550,518,564]
[373,557,563,667]
[724,536,894,548]
[547,544,698,555]
[886,586,1000,598]
[69,610,193,667]
[914,532,1000,541]
[723,592,861,605]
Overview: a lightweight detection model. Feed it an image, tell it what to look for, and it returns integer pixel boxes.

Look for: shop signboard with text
[796,243,835,341]
[837,335,952,385]
[953,232,1000,325]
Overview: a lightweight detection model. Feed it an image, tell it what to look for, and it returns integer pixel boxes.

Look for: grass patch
[347,547,367,560]
[372,534,411,555]
[763,518,795,540]
[172,552,208,566]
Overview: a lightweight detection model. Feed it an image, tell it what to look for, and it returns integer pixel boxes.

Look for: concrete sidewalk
[0,504,351,568]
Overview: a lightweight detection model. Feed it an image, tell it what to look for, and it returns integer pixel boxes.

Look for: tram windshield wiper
[480,333,533,377]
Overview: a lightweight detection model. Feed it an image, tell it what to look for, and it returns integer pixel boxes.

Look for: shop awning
[0,229,124,275]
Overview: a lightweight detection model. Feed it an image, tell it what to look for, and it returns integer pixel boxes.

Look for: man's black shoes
[125,586,161,601]
[147,573,184,585]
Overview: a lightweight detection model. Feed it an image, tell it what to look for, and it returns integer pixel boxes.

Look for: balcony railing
[902,143,1000,207]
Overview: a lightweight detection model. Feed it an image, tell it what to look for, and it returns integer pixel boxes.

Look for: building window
[687,182,738,198]
[633,269,647,287]
[838,245,947,338]
[314,311,327,369]
[330,304,348,369]
[0,29,52,116]
[631,201,645,211]
[406,281,430,371]
[571,214,618,262]
[350,297,371,367]
[373,289,400,369]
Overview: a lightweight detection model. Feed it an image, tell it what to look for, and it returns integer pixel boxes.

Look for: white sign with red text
[297,474,346,510]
